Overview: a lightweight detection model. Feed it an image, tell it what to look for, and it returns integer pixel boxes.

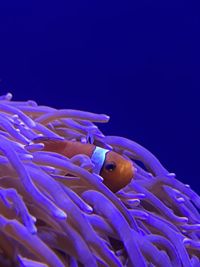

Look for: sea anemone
[0,92,199,267]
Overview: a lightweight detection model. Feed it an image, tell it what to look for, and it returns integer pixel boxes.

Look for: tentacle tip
[104,114,110,120]
[12,114,19,119]
[183,238,190,245]
[29,226,37,235]
[167,172,176,178]
[181,217,189,223]
[31,216,37,223]
[93,173,104,182]
[5,92,13,100]
[24,154,34,160]
[29,121,37,128]
[27,100,38,107]
[53,209,67,219]
[86,206,93,213]
[177,197,185,203]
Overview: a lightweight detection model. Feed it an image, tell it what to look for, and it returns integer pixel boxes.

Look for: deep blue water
[0,1,199,193]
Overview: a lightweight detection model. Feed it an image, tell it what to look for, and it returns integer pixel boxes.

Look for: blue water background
[0,1,199,193]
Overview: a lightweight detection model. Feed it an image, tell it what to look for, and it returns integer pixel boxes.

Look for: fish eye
[104,162,116,172]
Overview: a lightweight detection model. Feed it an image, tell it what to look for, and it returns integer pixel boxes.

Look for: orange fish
[33,137,134,192]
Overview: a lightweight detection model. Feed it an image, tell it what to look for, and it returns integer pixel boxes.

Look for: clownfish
[33,137,134,192]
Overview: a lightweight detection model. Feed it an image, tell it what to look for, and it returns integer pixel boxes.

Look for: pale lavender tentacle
[102,136,169,176]
[0,93,199,266]
[17,255,48,267]
[35,109,110,124]
[0,188,37,234]
[0,216,65,267]
[0,103,36,128]
[0,136,67,219]
[0,114,30,144]
[132,182,188,223]
[82,190,147,267]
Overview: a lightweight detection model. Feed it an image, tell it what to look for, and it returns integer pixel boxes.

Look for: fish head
[100,150,134,192]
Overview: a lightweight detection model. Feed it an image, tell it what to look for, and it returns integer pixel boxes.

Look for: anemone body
[0,92,199,267]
